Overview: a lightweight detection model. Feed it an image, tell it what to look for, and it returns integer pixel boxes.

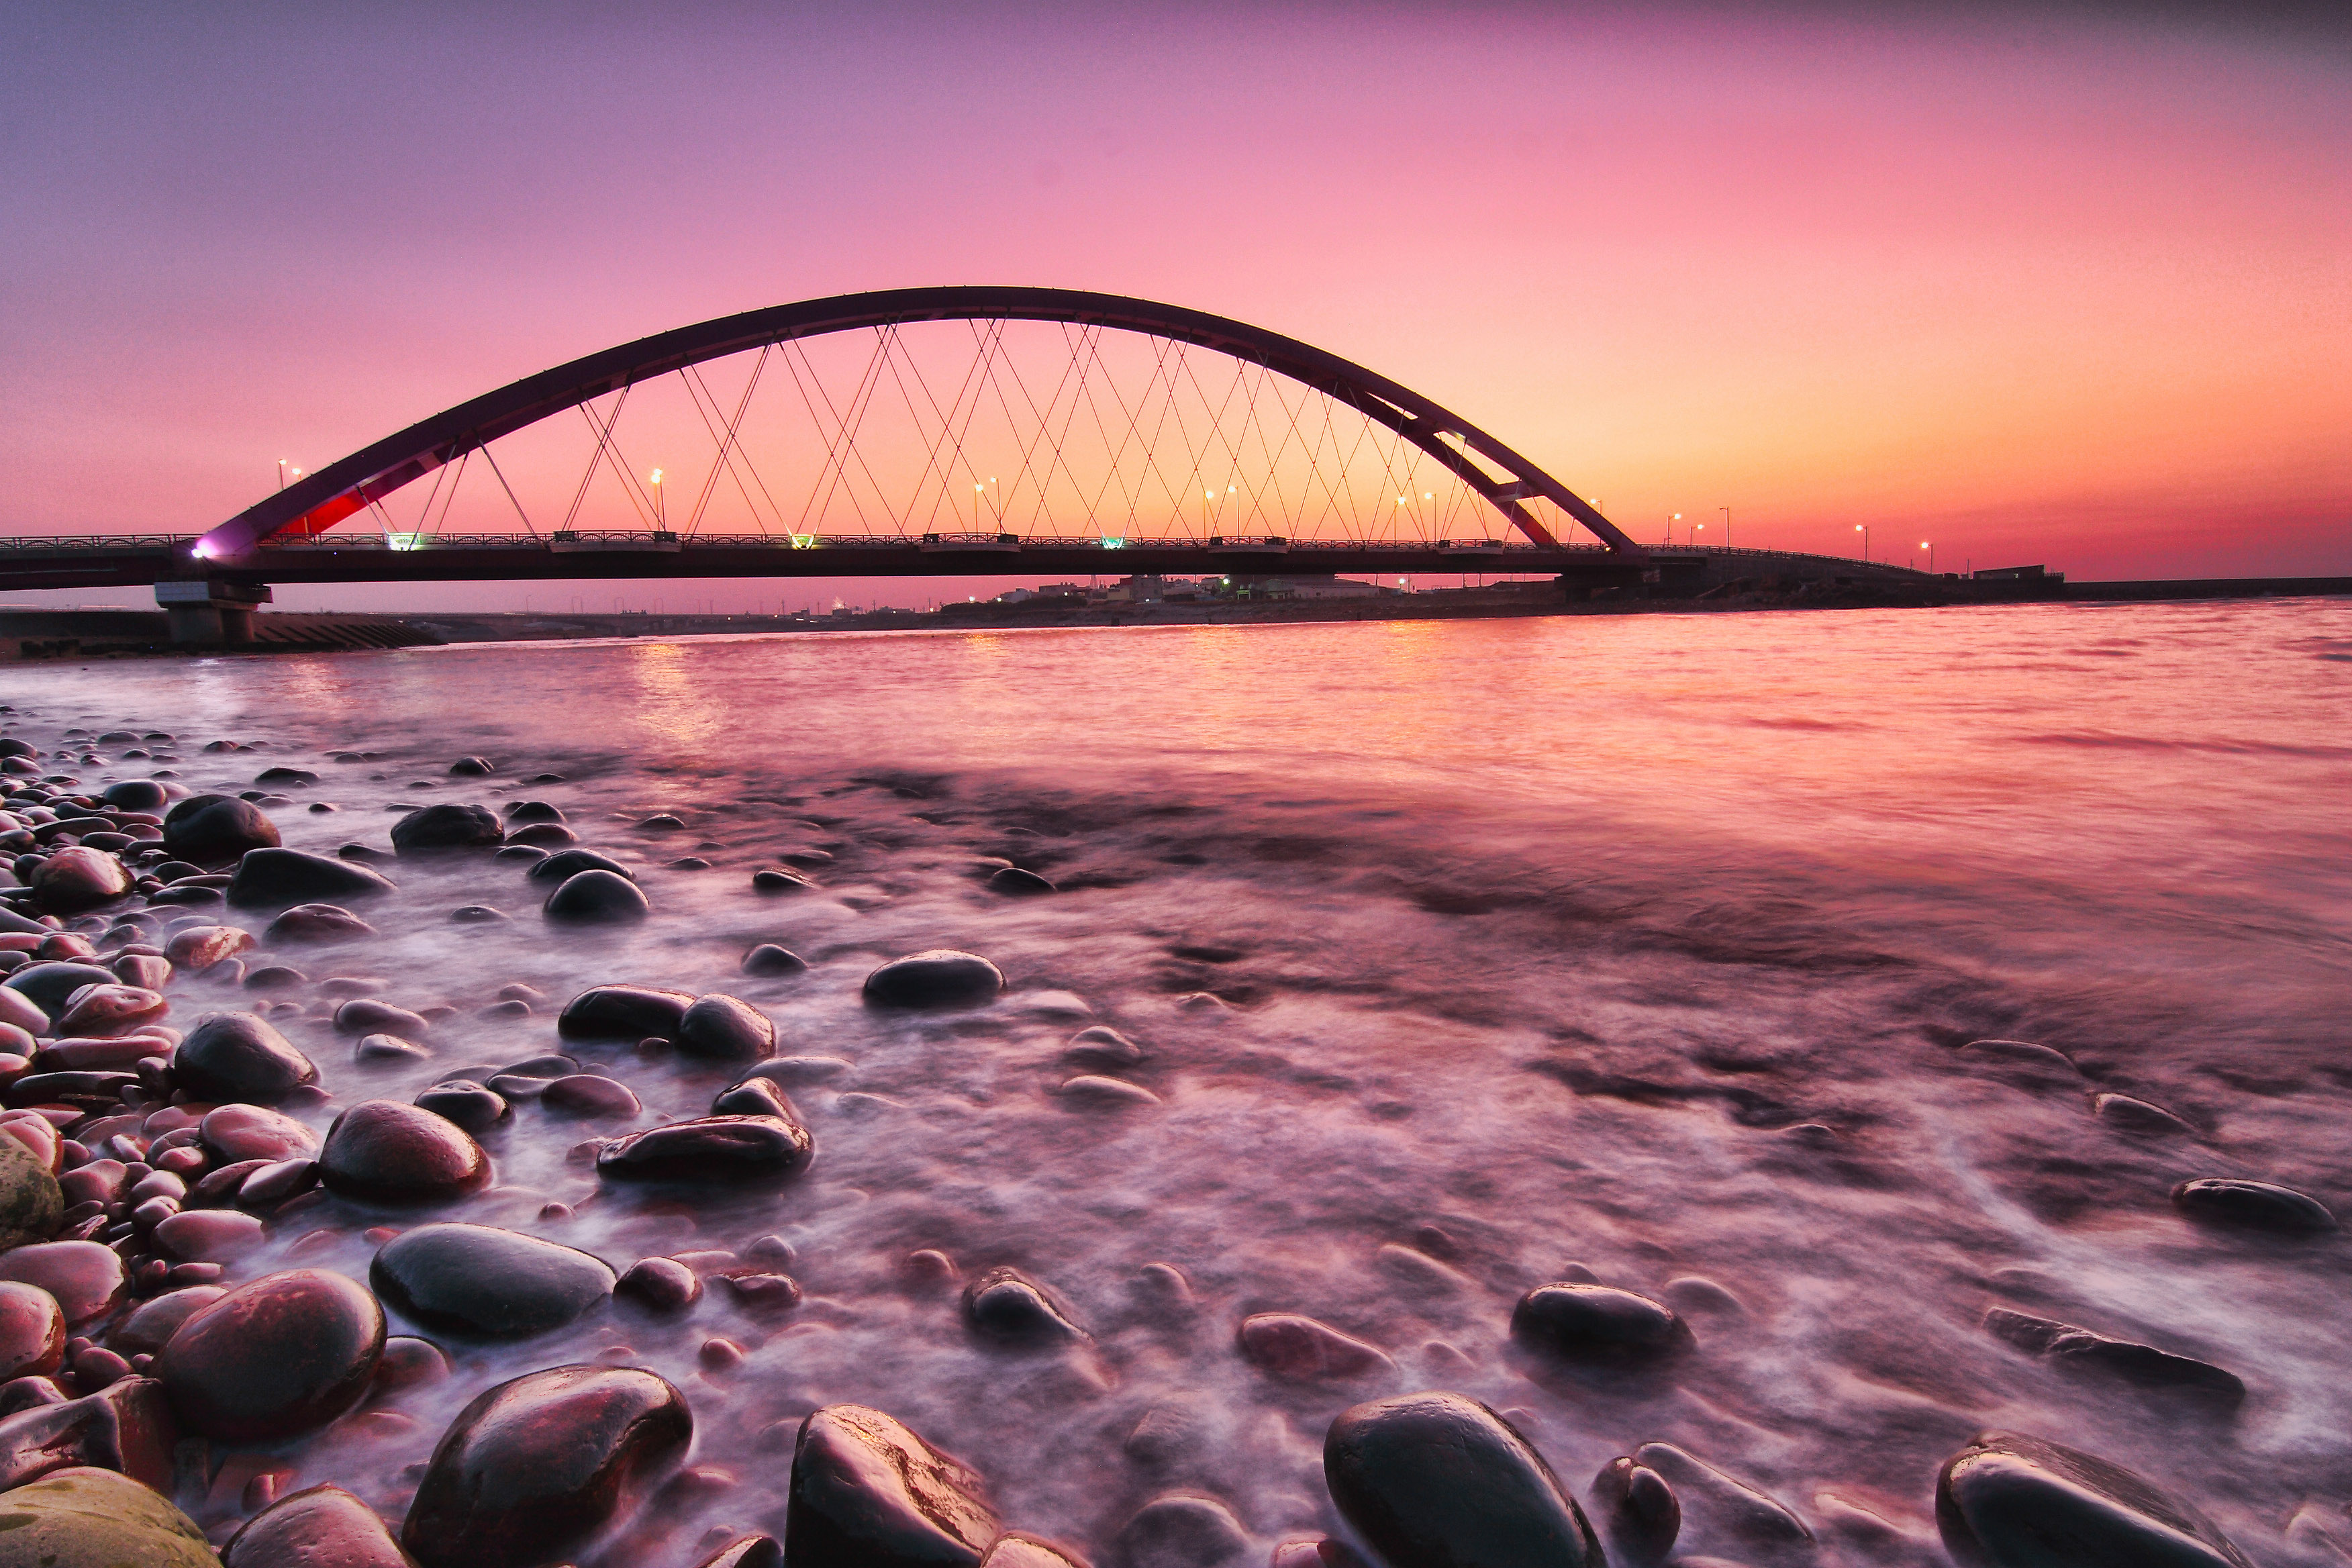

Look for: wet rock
[240,1159,318,1207]
[1055,1075,1160,1108]
[0,1138,62,1251]
[616,1257,701,1312]
[963,1266,1087,1345]
[863,950,1006,1008]
[200,1103,321,1164]
[449,756,495,777]
[156,1268,384,1440]
[1984,1308,2245,1404]
[1591,1456,1681,1566]
[720,1272,803,1313]
[2172,1177,2336,1234]
[264,902,379,942]
[400,1364,693,1568]
[109,1285,226,1356]
[506,801,564,824]
[701,1536,784,1568]
[223,1483,414,1568]
[752,869,812,894]
[742,943,808,977]
[527,848,636,885]
[508,821,578,846]
[1064,1026,1145,1069]
[99,781,169,812]
[1236,1314,1393,1381]
[0,1284,63,1381]
[373,1335,451,1395]
[357,1032,432,1065]
[3,1071,134,1113]
[558,984,694,1042]
[744,1056,852,1087]
[987,867,1055,896]
[391,803,503,856]
[542,1074,642,1118]
[415,1081,508,1134]
[1324,1392,1604,1568]
[152,1209,266,1261]
[712,1076,800,1120]
[1510,1283,1692,1360]
[55,981,164,1036]
[0,1379,63,1419]
[452,903,509,921]
[318,1100,492,1204]
[226,848,397,910]
[29,848,131,916]
[373,1222,616,1339]
[784,1404,997,1568]
[162,924,255,972]
[0,1464,215,1567]
[678,994,776,1062]
[545,870,651,924]
[0,1244,124,1328]
[595,1114,812,1184]
[2092,1093,2194,1136]
[1630,1443,1811,1551]
[4,962,115,1022]
[1935,1429,2251,1567]
[174,1011,319,1102]
[163,794,281,861]
[0,1376,177,1491]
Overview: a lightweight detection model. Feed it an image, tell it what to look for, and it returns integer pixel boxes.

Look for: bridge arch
[197,287,1640,560]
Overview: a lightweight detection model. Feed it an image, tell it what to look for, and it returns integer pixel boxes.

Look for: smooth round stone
[1118,1495,1251,1568]
[415,1081,509,1134]
[677,994,775,1061]
[173,1011,319,1103]
[1064,1026,1145,1069]
[0,1137,62,1251]
[224,848,396,910]
[699,1537,783,1568]
[0,1244,125,1328]
[557,984,695,1041]
[542,1075,641,1118]
[3,962,115,1022]
[153,1209,266,1262]
[752,869,813,894]
[2093,1094,2194,1136]
[448,756,495,777]
[156,1268,384,1441]
[962,1267,1087,1344]
[0,1281,64,1380]
[595,1115,814,1184]
[400,1365,693,1567]
[375,1336,452,1394]
[55,981,164,1035]
[544,870,651,924]
[785,1404,999,1568]
[334,998,432,1036]
[1325,1391,1604,1568]
[862,950,1006,1008]
[1591,1456,1681,1565]
[983,1536,1083,1568]
[1510,1283,1692,1359]
[615,1257,701,1312]
[161,924,254,973]
[319,1100,491,1204]
[505,801,564,824]
[200,1102,321,1163]
[711,1076,800,1120]
[986,866,1055,897]
[2171,1177,2337,1234]
[1937,1430,2252,1567]
[1236,1314,1394,1381]
[508,822,577,846]
[30,848,132,916]
[223,1483,413,1568]
[264,903,378,942]
[372,1222,616,1339]
[0,1465,216,1567]
[357,1032,433,1065]
[109,1284,227,1355]
[99,781,168,813]
[741,944,807,977]
[162,795,281,862]
[526,849,634,885]
[391,804,503,856]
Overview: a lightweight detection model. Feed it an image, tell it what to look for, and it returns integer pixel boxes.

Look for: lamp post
[1720,505,1730,549]
[1666,511,1681,544]
[1855,524,1869,562]
[1921,541,1934,575]
[648,469,665,532]
[1693,520,1705,548]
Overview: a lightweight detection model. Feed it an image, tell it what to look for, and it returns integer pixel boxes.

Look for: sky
[2,1,2346,611]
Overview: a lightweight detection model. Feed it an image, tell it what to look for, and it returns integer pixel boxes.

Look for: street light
[1720,505,1730,549]
[1855,523,1869,562]
[648,469,665,532]
[1666,511,1681,544]
[277,460,303,491]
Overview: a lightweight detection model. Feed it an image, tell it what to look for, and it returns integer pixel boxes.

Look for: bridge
[0,287,1922,641]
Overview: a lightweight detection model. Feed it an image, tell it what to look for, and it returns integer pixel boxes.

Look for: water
[7,598,2349,1564]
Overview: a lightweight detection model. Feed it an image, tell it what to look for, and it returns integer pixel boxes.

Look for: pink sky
[2,3,2345,610]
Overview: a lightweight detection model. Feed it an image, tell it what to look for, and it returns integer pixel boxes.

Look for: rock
[544,870,650,924]
[1935,1430,2251,1567]
[162,794,281,861]
[319,1101,492,1204]
[0,1464,215,1567]
[751,869,812,894]
[963,1267,1087,1344]
[55,981,164,1036]
[264,903,379,942]
[0,1376,177,1491]
[415,1081,508,1134]
[448,756,495,777]
[1236,1314,1393,1381]
[223,1483,415,1568]
[162,924,254,972]
[712,1076,800,1120]
[1118,1496,1251,1568]
[0,1139,61,1251]
[199,1103,321,1164]
[156,1269,384,1441]
[29,848,131,916]
[506,801,564,824]
[152,1209,266,1261]
[357,1032,432,1065]
[558,984,694,1041]
[1960,1039,2083,1078]
[1983,1309,2245,1404]
[784,1404,997,1568]
[173,1012,319,1102]
[699,1537,783,1568]
[2172,1177,2336,1234]
[742,944,807,977]
[595,1115,812,1184]
[2093,1093,2195,1136]
[399,1364,692,1567]
[372,1223,615,1340]
[1510,1283,1692,1359]
[0,1245,124,1328]
[335,998,432,1036]
[615,1257,701,1312]
[391,804,503,856]
[1324,1393,1604,1568]
[3,1072,134,1113]
[3,963,115,1023]
[0,1286,62,1381]
[451,903,508,921]
[987,867,1055,896]
[1628,1444,1811,1551]
[240,1158,318,1207]
[226,848,397,910]
[1591,1456,1681,1565]
[527,849,636,885]
[108,1285,226,1355]
[98,781,168,813]
[1064,1026,1145,1069]
[720,1273,803,1313]
[1055,1075,1159,1108]
[374,1336,450,1396]
[863,950,1005,1008]
[677,995,776,1061]
[542,1074,641,1118]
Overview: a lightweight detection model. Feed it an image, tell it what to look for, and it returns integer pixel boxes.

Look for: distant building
[1973,565,2065,582]
[1257,575,1381,600]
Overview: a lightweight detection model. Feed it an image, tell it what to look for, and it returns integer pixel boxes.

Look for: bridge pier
[155,579,271,648]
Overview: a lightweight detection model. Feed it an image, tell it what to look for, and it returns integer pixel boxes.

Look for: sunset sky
[3,2,2345,610]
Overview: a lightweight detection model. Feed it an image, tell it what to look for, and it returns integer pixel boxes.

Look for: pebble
[357,1032,432,1065]
[399,1364,693,1567]
[1063,1026,1146,1069]
[264,902,379,942]
[0,1243,125,1327]
[1630,1443,1812,1551]
[414,1081,509,1134]
[0,1138,61,1249]
[449,756,495,777]
[1510,1283,1693,1359]
[0,1282,64,1380]
[1118,1494,1252,1568]
[1983,1308,2245,1404]
[56,981,165,1035]
[2171,1177,2337,1234]
[742,943,808,976]
[0,1375,176,1490]
[371,1222,617,1339]
[616,1257,703,1312]
[595,1114,814,1183]
[526,848,636,885]
[28,848,132,915]
[1054,1074,1160,1108]
[391,803,505,855]
[152,1208,266,1261]
[1936,1429,2251,1567]
[0,1464,217,1566]
[162,924,256,971]
[1236,1314,1395,1381]
[199,1102,320,1163]
[558,983,694,1041]
[4,962,115,1022]
[162,795,281,861]
[334,998,433,1036]
[744,1055,852,1086]
[712,1075,801,1120]
[173,1011,320,1102]
[677,994,778,1061]
[508,822,578,846]
[225,848,397,910]
[1590,1456,1681,1565]
[373,1335,452,1394]
[155,1268,385,1440]
[109,1285,227,1355]
[752,869,813,894]
[1324,1392,1605,1568]
[963,1265,1087,1344]
[222,1482,414,1568]
[863,950,1006,1008]
[987,867,1056,896]
[784,1404,998,1568]
[2092,1093,2195,1136]
[542,1074,642,1118]
[544,869,652,924]
[318,1099,492,1203]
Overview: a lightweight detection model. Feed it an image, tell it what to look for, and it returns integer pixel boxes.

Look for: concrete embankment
[0,609,442,661]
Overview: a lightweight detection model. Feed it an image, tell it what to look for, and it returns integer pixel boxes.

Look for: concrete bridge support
[155,579,271,647]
